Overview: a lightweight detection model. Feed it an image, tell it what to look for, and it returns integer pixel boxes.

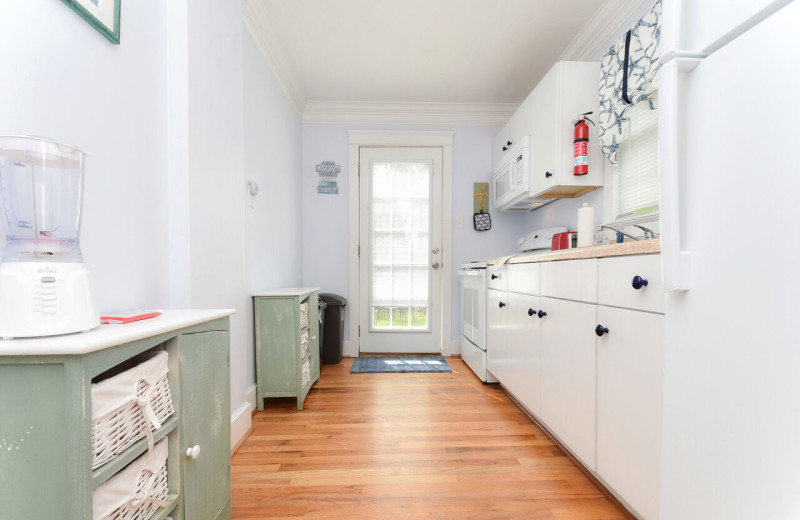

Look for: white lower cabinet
[487,287,509,382]
[539,296,597,471]
[504,291,542,417]
[596,306,664,520]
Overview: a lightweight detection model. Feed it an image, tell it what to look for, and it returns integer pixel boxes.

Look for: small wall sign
[316,161,340,194]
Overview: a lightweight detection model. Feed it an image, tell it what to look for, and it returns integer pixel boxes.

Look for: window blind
[615,102,659,220]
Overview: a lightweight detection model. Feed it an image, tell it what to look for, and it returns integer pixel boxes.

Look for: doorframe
[347,130,454,357]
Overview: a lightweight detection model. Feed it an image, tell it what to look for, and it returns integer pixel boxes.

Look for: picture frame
[62,0,121,44]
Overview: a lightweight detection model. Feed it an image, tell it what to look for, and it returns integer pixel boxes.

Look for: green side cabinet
[254,288,321,411]
[0,311,233,520]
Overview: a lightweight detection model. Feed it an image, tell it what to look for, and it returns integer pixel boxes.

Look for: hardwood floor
[231,357,630,519]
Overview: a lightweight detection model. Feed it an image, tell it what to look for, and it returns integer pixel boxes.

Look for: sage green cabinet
[0,311,233,520]
[254,288,321,411]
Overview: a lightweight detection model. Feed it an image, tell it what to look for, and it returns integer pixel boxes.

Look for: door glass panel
[371,160,431,330]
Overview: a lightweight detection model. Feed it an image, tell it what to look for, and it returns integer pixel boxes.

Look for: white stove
[458,261,497,383]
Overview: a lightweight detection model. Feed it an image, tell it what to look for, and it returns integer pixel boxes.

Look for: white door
[359,147,443,354]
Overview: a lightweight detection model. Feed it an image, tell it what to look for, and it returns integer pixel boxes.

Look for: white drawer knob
[311,336,317,341]
[186,444,201,459]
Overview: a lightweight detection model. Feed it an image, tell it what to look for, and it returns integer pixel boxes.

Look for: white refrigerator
[658,1,800,518]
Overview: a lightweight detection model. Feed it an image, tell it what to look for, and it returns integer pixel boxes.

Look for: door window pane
[370,160,431,330]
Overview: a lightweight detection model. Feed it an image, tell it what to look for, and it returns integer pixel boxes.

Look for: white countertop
[0,309,235,356]
[252,287,321,297]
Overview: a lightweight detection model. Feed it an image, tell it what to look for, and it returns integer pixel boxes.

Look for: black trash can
[319,293,347,364]
[317,300,327,358]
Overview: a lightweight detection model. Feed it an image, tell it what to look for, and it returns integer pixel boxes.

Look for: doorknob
[431,262,440,269]
[185,445,201,459]
[432,248,440,255]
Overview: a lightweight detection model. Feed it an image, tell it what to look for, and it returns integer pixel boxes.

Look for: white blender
[0,136,100,338]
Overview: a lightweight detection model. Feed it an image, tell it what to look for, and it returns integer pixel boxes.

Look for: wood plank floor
[231,357,629,520]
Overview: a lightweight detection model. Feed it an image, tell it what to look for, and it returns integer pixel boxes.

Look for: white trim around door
[347,130,454,357]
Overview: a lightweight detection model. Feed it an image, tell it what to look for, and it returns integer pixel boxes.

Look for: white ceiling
[243,0,642,122]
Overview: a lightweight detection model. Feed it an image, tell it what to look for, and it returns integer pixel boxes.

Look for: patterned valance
[597,0,662,164]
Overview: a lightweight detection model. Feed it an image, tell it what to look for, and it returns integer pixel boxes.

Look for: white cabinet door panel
[597,307,664,520]
[541,259,598,302]
[487,288,509,383]
[487,265,507,291]
[540,297,597,470]
[598,254,665,313]
[504,292,542,417]
[507,263,541,296]
[492,123,510,168]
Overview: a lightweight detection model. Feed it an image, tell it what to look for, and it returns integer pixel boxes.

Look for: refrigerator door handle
[658,58,702,292]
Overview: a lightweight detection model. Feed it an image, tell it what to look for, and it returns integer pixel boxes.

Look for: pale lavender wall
[0,0,170,312]
[243,27,304,381]
[301,124,526,344]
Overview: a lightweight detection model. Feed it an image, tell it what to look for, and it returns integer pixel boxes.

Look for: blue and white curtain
[598,0,662,164]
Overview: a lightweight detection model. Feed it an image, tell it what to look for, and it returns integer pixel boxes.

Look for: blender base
[0,262,100,338]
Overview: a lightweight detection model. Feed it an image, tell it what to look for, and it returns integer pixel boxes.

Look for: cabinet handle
[507,140,512,147]
[595,325,609,337]
[186,445,201,460]
[537,310,547,318]
[502,146,508,152]
[499,302,506,308]
[632,275,649,290]
[545,171,553,178]
[528,308,536,317]
[491,274,498,280]
[311,336,317,341]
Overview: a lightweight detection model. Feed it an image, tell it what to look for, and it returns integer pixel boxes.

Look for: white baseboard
[230,384,257,451]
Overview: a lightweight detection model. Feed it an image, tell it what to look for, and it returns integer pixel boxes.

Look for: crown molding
[242,1,306,114]
[559,0,648,60]
[302,101,516,126]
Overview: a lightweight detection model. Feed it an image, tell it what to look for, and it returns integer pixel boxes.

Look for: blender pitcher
[0,136,99,338]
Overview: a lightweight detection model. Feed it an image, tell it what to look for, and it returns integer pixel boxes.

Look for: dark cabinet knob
[499,302,506,308]
[507,140,512,146]
[632,275,649,290]
[595,324,609,337]
[537,310,547,318]
[502,146,508,151]
[528,308,536,317]
[545,171,553,178]
[491,274,498,280]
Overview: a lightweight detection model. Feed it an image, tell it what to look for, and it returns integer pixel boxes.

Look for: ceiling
[243,0,642,122]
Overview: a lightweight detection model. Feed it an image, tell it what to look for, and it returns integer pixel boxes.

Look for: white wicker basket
[299,302,309,328]
[300,331,309,359]
[91,351,175,469]
[301,358,311,387]
[93,438,170,520]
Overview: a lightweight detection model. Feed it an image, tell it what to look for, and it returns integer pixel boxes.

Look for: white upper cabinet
[529,61,603,199]
[492,122,510,168]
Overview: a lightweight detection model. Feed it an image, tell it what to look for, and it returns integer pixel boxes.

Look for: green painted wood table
[0,309,234,520]
[253,288,321,411]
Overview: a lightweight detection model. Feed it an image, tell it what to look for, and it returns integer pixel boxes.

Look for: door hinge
[358,326,361,337]
[358,164,361,176]
[358,244,361,257]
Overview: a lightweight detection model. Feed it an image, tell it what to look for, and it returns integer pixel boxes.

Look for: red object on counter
[552,232,577,251]
[101,311,162,324]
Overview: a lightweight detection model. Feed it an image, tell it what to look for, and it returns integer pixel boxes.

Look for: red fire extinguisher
[573,112,595,176]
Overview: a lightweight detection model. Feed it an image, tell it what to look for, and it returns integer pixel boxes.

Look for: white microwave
[492,136,554,212]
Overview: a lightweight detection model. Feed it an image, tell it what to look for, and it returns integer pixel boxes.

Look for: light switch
[456,216,464,229]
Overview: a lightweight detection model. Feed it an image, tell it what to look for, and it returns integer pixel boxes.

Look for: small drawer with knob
[487,265,507,291]
[598,254,664,313]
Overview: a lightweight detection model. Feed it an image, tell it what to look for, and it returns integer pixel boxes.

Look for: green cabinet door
[180,331,231,520]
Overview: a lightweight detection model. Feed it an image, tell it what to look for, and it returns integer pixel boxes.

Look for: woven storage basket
[299,302,309,328]
[301,358,311,387]
[92,351,175,469]
[93,438,169,520]
[300,331,309,359]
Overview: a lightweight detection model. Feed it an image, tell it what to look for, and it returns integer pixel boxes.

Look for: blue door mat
[350,356,452,374]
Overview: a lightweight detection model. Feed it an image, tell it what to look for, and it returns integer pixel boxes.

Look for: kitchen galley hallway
[231,358,630,519]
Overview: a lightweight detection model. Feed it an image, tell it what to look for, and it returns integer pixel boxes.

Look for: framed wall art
[62,0,121,44]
